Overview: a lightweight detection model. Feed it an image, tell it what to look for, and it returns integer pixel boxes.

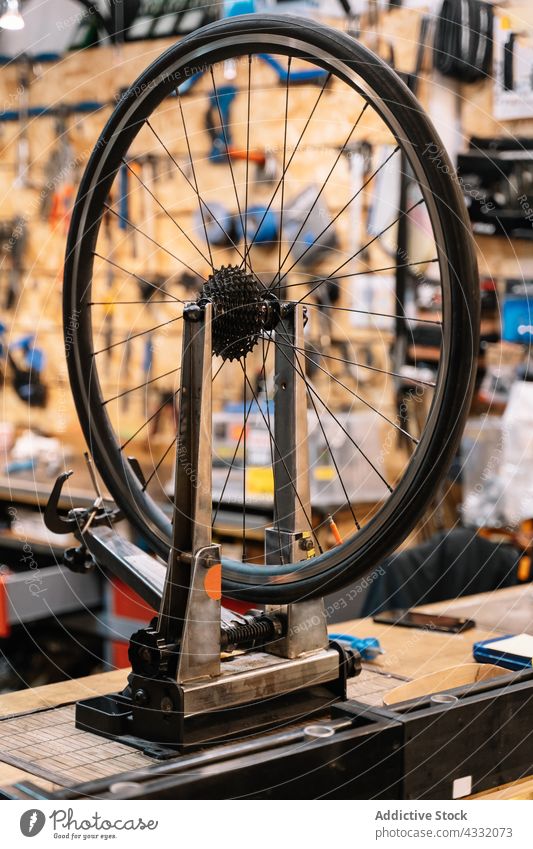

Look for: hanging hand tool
[1,216,26,311]
[14,54,37,189]
[204,61,326,165]
[40,106,77,231]
[225,147,277,185]
[8,335,48,407]
[48,184,75,232]
[139,153,158,268]
[244,204,278,247]
[205,84,238,162]
[117,144,140,258]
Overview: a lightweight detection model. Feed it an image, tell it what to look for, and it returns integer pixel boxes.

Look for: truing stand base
[69,301,362,756]
[75,644,357,754]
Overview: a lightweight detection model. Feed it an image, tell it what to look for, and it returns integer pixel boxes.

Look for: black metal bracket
[44,471,82,534]
[44,469,123,535]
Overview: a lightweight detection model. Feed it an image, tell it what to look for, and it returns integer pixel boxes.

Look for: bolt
[344,647,361,679]
[161,696,174,713]
[183,302,203,322]
[299,537,314,552]
[134,688,148,706]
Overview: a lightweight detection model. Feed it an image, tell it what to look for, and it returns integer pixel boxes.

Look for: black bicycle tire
[63,14,479,604]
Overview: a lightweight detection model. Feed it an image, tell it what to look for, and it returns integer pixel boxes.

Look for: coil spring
[221,615,280,650]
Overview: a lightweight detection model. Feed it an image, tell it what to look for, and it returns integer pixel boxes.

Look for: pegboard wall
[0,3,530,494]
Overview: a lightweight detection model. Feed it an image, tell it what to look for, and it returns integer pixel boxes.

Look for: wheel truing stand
[47,300,359,753]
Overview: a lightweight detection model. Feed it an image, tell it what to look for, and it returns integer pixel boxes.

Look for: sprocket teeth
[201,265,264,361]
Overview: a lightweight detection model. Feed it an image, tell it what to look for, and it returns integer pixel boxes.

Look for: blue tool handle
[329,632,383,660]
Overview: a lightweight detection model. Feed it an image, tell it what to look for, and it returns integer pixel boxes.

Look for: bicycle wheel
[63,14,479,603]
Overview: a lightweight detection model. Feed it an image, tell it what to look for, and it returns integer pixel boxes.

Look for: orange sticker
[204,563,222,600]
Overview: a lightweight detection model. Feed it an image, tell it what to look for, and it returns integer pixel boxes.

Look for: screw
[299,536,314,552]
[161,696,174,713]
[134,688,148,706]
[204,553,221,569]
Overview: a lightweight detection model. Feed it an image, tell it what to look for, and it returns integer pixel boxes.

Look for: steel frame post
[265,303,328,658]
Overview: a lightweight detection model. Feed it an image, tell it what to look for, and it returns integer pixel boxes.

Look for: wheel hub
[200,265,278,361]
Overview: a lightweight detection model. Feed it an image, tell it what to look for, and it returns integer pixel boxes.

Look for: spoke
[240,71,332,268]
[89,299,178,306]
[298,299,442,328]
[278,339,420,443]
[102,366,181,406]
[281,257,439,293]
[276,56,292,290]
[280,341,436,388]
[120,387,181,451]
[243,55,252,271]
[92,252,185,303]
[92,314,183,356]
[103,202,207,281]
[121,157,212,269]
[297,197,426,304]
[176,94,214,270]
[266,332,393,493]
[142,433,178,491]
[210,339,271,529]
[239,361,323,555]
[212,390,255,527]
[143,360,225,491]
[145,116,266,289]
[274,327,360,531]
[275,144,401,288]
[274,102,369,287]
[209,66,246,243]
